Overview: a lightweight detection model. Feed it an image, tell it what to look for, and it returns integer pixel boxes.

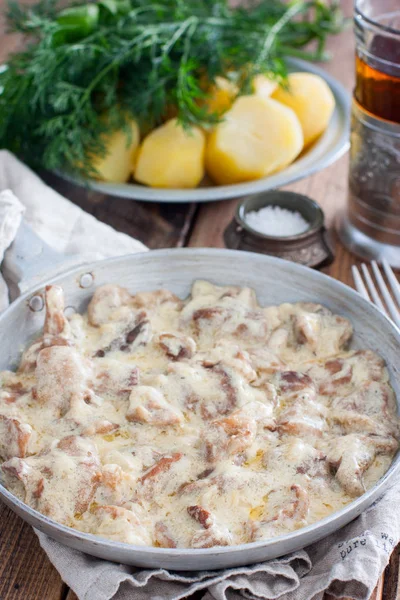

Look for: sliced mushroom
[2,436,101,523]
[35,346,92,417]
[87,285,133,327]
[0,415,33,460]
[126,386,183,425]
[203,409,257,462]
[158,333,196,360]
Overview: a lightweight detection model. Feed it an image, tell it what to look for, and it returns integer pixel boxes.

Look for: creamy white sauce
[0,281,398,548]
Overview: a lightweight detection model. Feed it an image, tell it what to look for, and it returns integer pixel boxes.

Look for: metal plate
[58,58,350,203]
[0,249,398,570]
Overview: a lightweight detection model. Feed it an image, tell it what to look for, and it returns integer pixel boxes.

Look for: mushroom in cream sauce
[0,282,399,548]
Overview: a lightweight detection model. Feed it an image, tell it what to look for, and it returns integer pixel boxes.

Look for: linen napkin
[1,150,400,600]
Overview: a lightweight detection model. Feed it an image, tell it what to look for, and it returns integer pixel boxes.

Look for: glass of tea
[338,0,400,267]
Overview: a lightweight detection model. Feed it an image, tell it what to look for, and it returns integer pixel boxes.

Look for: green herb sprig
[0,0,345,179]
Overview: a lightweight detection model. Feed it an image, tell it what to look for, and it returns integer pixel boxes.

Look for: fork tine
[361,263,388,315]
[351,265,371,302]
[382,259,400,308]
[371,261,400,329]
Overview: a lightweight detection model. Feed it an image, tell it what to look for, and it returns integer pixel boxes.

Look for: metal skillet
[0,225,399,571]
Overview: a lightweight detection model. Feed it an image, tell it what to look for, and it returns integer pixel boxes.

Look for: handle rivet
[64,306,76,317]
[79,273,94,288]
[29,295,44,312]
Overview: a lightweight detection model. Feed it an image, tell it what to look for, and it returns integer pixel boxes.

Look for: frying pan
[0,224,399,570]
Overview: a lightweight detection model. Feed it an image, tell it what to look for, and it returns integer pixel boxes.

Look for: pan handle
[3,222,76,299]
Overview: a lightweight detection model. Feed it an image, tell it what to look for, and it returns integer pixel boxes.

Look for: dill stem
[0,0,345,177]
[255,2,308,68]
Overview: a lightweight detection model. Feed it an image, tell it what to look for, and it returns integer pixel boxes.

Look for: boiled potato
[134,118,205,188]
[91,119,139,183]
[252,74,278,98]
[203,76,238,115]
[272,72,335,147]
[205,95,303,185]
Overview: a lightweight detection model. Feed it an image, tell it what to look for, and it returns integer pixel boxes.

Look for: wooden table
[0,1,399,598]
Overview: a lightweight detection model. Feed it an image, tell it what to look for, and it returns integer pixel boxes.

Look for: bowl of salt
[224,190,334,268]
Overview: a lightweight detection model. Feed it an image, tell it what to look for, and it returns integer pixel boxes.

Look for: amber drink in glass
[339,0,400,267]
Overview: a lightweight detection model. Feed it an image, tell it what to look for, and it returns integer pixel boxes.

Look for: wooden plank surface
[0,0,399,599]
[40,171,198,249]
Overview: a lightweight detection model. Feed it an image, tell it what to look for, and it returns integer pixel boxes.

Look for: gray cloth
[1,151,399,600]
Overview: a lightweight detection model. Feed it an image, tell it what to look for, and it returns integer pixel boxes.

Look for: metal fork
[352,260,400,330]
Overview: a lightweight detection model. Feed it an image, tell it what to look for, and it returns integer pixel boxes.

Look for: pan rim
[1,247,399,561]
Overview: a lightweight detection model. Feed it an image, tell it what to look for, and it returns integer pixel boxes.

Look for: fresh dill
[0,0,345,178]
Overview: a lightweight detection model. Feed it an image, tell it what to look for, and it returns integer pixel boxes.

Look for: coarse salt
[245,205,310,237]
